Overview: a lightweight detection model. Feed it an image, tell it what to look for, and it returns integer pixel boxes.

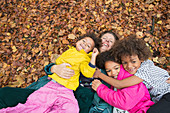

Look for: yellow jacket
[48,46,96,90]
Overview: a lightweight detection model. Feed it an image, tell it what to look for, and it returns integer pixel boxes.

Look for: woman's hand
[92,79,102,91]
[51,63,74,79]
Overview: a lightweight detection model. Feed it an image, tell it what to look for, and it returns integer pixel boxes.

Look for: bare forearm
[90,48,99,65]
[98,73,143,89]
[98,73,124,89]
[90,56,96,65]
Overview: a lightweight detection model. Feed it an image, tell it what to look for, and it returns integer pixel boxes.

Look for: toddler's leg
[48,81,79,113]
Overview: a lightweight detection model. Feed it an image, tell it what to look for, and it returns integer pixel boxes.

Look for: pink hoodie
[96,65,154,113]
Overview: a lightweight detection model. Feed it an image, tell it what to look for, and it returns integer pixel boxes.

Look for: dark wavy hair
[78,33,102,51]
[110,34,152,64]
[96,50,118,69]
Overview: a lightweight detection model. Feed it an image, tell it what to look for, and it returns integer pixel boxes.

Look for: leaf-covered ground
[0,0,169,88]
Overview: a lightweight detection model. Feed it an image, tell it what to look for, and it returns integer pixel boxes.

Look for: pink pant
[1,81,79,113]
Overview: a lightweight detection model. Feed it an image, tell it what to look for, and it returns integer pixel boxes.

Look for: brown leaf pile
[0,0,169,88]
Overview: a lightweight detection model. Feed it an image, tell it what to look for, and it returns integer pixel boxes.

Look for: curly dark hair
[110,34,152,64]
[78,33,102,51]
[96,50,118,69]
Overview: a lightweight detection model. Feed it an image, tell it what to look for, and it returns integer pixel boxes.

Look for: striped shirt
[135,59,170,103]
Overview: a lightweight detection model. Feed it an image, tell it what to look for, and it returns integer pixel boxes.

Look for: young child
[93,35,170,113]
[0,33,101,113]
[92,51,154,113]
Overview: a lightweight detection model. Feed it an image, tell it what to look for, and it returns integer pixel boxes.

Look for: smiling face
[99,33,116,53]
[76,37,95,53]
[121,55,143,74]
[105,61,120,79]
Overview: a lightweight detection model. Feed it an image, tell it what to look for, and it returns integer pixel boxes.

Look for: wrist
[51,65,57,73]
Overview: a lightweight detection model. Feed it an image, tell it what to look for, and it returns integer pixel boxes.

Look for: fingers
[62,63,72,67]
[59,68,74,79]
[93,48,97,53]
[65,68,75,75]
[93,48,99,54]
[53,63,74,79]
[92,79,101,91]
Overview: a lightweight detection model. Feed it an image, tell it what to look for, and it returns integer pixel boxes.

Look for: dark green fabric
[89,93,113,113]
[74,85,95,113]
[89,81,113,113]
[0,75,50,109]
[26,75,50,90]
[0,87,35,109]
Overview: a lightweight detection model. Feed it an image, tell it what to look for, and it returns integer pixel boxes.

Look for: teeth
[104,44,108,47]
[114,76,118,78]
[129,68,135,72]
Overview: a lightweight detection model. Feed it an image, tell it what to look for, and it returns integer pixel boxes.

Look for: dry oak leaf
[68,34,76,39]
[78,27,86,34]
[50,54,60,63]
[62,39,69,44]
[157,20,162,24]
[136,32,143,38]
[153,57,159,63]
[58,30,65,36]
[158,57,167,64]
[7,75,25,87]
[12,46,17,52]
[165,25,170,29]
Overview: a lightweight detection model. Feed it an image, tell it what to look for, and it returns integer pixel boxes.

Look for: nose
[83,41,87,46]
[105,38,109,42]
[111,70,116,76]
[127,63,132,69]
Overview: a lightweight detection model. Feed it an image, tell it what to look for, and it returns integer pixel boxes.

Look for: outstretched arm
[93,69,143,89]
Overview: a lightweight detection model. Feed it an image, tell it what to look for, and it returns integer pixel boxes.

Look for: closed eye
[115,67,119,70]
[106,70,111,72]
[132,61,136,63]
[87,44,91,48]
[122,62,127,64]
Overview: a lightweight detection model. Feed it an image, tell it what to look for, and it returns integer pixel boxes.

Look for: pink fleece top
[97,65,154,113]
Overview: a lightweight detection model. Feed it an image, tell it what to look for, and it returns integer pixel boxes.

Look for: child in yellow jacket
[0,33,101,113]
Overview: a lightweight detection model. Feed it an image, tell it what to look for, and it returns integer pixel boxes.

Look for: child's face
[105,61,120,79]
[100,33,116,52]
[76,37,95,53]
[121,55,142,74]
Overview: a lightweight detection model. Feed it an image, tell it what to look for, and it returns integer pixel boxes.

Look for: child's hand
[93,68,101,78]
[90,48,99,65]
[166,77,170,84]
[92,79,102,91]
[92,48,99,57]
